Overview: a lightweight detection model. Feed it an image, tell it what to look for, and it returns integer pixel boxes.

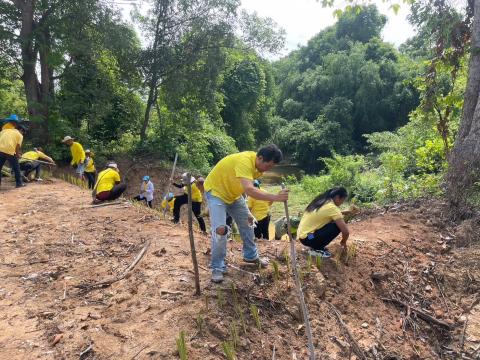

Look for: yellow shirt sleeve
[234,156,255,180]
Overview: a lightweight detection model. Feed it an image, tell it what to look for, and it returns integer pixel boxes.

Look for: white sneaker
[308,249,331,258]
[35,178,43,182]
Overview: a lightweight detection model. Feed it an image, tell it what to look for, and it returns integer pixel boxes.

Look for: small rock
[88,312,102,320]
[361,322,369,328]
[425,285,432,292]
[459,315,468,323]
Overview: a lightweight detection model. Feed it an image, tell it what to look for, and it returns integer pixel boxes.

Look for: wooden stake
[185,173,201,295]
[281,183,316,360]
[163,153,178,217]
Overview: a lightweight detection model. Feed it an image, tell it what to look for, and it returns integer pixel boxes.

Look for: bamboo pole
[163,153,178,217]
[281,183,316,360]
[184,173,201,295]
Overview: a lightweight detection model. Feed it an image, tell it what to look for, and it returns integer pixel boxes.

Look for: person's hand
[275,189,289,202]
[340,240,348,252]
[349,205,361,216]
[247,212,257,227]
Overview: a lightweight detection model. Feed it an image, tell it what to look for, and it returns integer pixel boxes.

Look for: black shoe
[16,183,27,188]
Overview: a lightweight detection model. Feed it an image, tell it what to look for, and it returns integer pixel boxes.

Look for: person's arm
[172,182,184,188]
[15,144,22,158]
[39,153,55,164]
[240,178,288,202]
[335,218,350,248]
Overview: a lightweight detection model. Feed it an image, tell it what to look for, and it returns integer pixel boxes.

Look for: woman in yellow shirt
[248,180,272,240]
[172,174,206,233]
[84,150,96,189]
[297,187,352,258]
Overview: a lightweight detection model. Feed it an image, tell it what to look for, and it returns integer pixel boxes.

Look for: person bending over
[134,175,154,208]
[20,147,55,181]
[92,162,126,204]
[172,174,206,233]
[297,187,358,258]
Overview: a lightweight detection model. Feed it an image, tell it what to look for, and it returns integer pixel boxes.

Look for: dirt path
[0,180,479,359]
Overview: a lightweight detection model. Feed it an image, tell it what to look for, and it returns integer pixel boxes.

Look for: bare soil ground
[1,179,480,359]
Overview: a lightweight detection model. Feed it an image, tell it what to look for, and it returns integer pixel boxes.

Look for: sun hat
[143,175,150,181]
[5,114,19,122]
[62,135,74,143]
[107,162,118,170]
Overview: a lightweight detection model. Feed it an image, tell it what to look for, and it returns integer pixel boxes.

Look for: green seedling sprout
[176,330,188,360]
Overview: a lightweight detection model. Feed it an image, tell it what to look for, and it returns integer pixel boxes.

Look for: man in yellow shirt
[172,174,206,233]
[19,147,55,181]
[247,180,272,240]
[204,144,289,283]
[61,136,86,180]
[0,121,27,188]
[92,162,126,204]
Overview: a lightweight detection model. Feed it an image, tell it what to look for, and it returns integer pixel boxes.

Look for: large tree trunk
[18,0,42,119]
[447,0,480,217]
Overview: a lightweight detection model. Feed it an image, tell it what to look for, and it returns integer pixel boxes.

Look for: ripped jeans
[205,191,257,273]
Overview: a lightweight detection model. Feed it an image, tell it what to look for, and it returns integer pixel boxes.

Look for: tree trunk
[18,0,41,119]
[447,0,480,217]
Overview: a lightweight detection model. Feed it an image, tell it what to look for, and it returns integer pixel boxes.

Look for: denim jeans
[0,152,22,186]
[206,191,257,273]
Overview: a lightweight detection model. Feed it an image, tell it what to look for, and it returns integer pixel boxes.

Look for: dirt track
[1,179,480,359]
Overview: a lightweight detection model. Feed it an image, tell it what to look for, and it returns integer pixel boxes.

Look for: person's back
[204,151,261,204]
[96,168,119,193]
[0,128,23,155]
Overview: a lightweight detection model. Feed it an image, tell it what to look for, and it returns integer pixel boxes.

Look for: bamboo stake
[185,173,201,295]
[163,152,178,217]
[281,183,316,360]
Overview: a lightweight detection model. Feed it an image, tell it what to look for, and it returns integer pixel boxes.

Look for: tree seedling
[217,288,225,307]
[315,255,323,270]
[195,314,204,335]
[222,341,236,360]
[272,260,280,283]
[250,304,261,330]
[230,320,239,349]
[176,330,188,360]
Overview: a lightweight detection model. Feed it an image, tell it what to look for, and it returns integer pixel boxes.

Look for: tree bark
[447,0,480,217]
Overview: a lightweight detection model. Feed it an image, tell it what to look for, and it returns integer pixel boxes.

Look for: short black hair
[257,144,283,164]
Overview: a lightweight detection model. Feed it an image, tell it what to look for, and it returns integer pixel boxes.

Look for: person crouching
[92,162,126,204]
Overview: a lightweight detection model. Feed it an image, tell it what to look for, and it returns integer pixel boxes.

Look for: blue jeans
[206,191,258,273]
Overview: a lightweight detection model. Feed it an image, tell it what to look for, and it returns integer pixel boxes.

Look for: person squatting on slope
[20,147,55,181]
[172,174,206,233]
[134,175,155,208]
[92,162,126,204]
[296,187,359,258]
[247,180,272,240]
[84,150,96,189]
[0,118,28,188]
[62,136,86,180]
[204,144,289,283]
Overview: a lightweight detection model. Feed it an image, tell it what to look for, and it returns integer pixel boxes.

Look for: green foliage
[249,304,261,330]
[221,341,236,360]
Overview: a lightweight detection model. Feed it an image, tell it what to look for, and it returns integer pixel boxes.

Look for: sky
[119,0,416,59]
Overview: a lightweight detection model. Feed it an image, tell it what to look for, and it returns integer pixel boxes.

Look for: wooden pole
[163,153,178,217]
[281,183,316,360]
[184,173,201,295]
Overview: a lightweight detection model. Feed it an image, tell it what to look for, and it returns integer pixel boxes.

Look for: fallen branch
[80,343,94,359]
[75,240,151,290]
[381,298,454,330]
[89,201,126,208]
[326,302,367,360]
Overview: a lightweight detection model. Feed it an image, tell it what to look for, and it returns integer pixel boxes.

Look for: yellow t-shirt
[161,198,175,212]
[0,128,23,156]
[95,168,120,193]
[20,150,47,162]
[247,190,271,221]
[186,183,203,203]
[2,123,15,130]
[204,151,262,204]
[85,157,95,172]
[297,201,344,240]
[70,142,85,165]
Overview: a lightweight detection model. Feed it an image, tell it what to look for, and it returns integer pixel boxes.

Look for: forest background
[0,0,473,210]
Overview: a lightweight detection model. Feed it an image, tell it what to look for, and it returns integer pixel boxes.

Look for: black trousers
[254,215,270,240]
[0,152,22,186]
[300,222,341,251]
[20,161,41,178]
[173,193,206,232]
[85,171,96,189]
[134,195,153,208]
